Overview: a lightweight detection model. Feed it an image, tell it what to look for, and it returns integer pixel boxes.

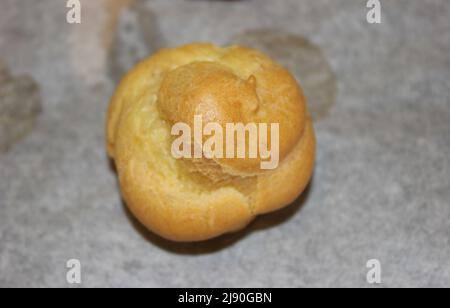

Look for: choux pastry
[106,43,315,242]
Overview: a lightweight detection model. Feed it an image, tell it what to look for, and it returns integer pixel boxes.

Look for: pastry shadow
[121,176,314,255]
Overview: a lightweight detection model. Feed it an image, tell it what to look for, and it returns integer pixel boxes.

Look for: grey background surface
[0,0,449,287]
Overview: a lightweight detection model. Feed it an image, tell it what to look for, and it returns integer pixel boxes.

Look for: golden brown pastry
[106,43,315,242]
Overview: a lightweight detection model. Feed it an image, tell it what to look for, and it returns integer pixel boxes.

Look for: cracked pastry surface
[107,43,315,241]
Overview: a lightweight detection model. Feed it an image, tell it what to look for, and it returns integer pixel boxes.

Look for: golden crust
[107,43,315,242]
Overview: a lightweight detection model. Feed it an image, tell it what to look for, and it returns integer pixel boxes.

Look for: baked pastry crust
[107,43,315,242]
